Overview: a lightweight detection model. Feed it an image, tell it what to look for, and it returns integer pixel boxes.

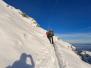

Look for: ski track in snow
[51,44,65,68]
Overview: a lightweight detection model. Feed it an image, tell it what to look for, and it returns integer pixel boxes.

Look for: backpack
[46,31,54,37]
[49,31,54,36]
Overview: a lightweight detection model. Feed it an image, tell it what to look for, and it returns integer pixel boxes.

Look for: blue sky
[4,0,91,44]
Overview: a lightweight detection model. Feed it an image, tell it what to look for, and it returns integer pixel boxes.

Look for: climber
[46,29,54,44]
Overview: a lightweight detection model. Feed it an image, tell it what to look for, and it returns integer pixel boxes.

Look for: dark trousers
[47,36,54,44]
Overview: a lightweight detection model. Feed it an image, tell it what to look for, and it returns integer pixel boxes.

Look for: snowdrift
[0,0,90,68]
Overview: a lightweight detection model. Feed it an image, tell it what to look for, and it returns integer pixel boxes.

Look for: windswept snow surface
[0,0,90,68]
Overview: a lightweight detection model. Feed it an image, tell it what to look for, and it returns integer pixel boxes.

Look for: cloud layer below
[56,33,91,44]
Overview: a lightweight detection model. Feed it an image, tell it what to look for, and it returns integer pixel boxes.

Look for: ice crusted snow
[0,0,91,68]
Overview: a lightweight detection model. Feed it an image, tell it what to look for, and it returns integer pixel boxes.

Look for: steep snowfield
[0,0,91,68]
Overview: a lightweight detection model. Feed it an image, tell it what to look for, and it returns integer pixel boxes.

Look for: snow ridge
[0,0,90,68]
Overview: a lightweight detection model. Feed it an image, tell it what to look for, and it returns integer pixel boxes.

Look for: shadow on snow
[6,53,35,68]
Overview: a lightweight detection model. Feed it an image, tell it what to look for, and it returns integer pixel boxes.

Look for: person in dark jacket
[46,30,54,44]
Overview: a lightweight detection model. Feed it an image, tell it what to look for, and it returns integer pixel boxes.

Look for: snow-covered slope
[0,0,91,68]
